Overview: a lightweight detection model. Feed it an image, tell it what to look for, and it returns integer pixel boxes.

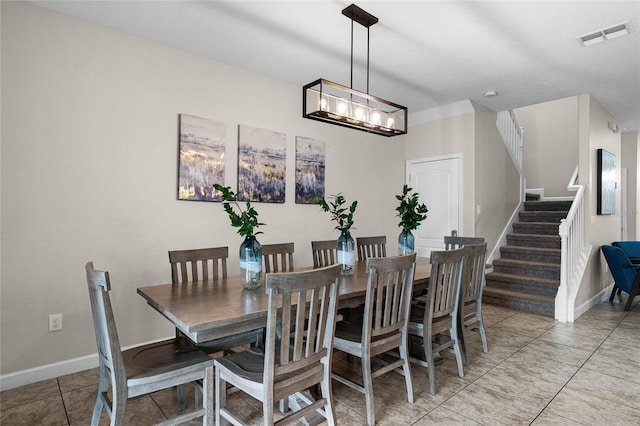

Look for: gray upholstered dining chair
[261,242,295,273]
[356,235,387,261]
[86,262,214,425]
[214,264,341,426]
[311,239,338,268]
[331,254,416,426]
[408,247,465,395]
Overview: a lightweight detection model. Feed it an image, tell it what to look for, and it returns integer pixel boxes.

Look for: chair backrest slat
[427,248,465,321]
[363,254,416,340]
[262,242,294,273]
[462,243,487,303]
[266,264,340,382]
[85,262,127,390]
[168,247,228,283]
[311,240,338,268]
[444,235,484,250]
[356,236,387,261]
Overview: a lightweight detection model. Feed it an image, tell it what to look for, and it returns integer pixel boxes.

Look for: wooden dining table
[137,258,431,345]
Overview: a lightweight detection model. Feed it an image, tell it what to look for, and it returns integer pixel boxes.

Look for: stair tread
[486,271,559,285]
[508,233,560,239]
[483,286,556,302]
[493,258,560,268]
[502,246,561,252]
[513,223,561,227]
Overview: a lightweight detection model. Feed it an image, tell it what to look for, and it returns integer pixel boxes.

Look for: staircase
[484,200,572,317]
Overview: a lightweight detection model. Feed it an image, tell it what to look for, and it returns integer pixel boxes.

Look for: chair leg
[451,324,465,378]
[320,365,336,425]
[92,371,108,425]
[194,382,203,410]
[203,366,214,426]
[361,355,376,426]
[112,386,127,425]
[459,325,468,366]
[177,384,186,411]
[625,291,639,311]
[609,285,618,301]
[399,335,414,404]
[423,333,436,395]
[263,391,274,426]
[477,306,489,353]
[453,339,465,378]
[215,369,226,426]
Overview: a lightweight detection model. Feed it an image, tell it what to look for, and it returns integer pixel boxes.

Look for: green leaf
[212,184,265,236]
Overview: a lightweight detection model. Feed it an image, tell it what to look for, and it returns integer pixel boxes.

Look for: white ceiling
[31,0,640,131]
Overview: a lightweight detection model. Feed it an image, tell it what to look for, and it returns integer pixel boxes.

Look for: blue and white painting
[295,136,325,204]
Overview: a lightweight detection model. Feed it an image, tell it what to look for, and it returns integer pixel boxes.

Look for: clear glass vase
[398,229,415,255]
[239,235,262,289]
[337,230,355,275]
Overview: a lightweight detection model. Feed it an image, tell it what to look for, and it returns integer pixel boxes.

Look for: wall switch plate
[49,313,62,332]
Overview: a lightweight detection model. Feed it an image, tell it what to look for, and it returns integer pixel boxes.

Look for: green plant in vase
[314,193,358,275]
[395,184,428,255]
[214,184,265,289]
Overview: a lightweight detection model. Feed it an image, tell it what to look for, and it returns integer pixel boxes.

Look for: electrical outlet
[49,313,62,332]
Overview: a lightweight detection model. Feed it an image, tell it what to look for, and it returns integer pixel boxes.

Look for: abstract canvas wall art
[177,114,226,201]
[238,124,286,203]
[295,136,325,204]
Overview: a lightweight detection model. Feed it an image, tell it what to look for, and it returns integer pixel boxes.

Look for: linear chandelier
[303,4,407,137]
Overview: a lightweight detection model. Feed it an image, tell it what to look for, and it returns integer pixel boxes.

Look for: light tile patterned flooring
[1,298,638,425]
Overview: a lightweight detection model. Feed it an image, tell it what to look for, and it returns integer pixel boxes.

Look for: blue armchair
[612,241,640,262]
[600,245,640,311]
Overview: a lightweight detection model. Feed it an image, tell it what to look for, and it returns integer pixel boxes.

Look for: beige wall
[473,103,520,250]
[404,111,475,237]
[514,96,579,197]
[575,95,622,308]
[1,2,407,377]
[404,104,520,254]
[621,131,639,239]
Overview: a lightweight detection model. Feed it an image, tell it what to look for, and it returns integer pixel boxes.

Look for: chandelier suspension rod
[349,13,372,95]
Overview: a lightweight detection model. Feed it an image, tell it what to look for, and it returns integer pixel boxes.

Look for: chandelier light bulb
[337,101,347,115]
[386,117,395,128]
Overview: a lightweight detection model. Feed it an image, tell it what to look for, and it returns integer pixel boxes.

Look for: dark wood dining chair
[169,246,228,282]
[86,262,214,425]
[214,264,341,426]
[459,243,489,364]
[261,242,294,273]
[356,235,387,261]
[311,239,338,268]
[408,247,465,395]
[332,254,416,426]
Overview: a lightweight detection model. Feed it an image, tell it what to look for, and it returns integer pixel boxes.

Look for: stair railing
[557,165,591,322]
[490,111,526,264]
[496,110,524,174]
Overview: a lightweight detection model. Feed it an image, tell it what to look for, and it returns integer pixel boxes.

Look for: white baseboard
[574,284,614,320]
[0,354,98,392]
[0,337,168,391]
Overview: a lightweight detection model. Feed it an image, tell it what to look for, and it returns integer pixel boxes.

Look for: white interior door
[407,155,461,257]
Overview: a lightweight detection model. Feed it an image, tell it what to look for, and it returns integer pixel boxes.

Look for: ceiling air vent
[577,21,632,46]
